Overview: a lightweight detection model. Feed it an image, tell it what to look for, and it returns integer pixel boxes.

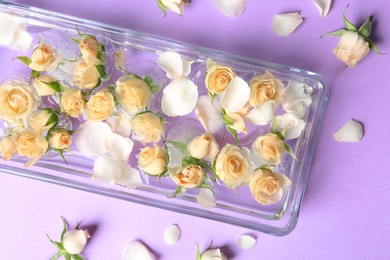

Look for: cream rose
[188,133,219,161]
[332,31,370,68]
[249,169,291,205]
[72,61,100,90]
[0,80,37,123]
[32,75,58,96]
[79,37,102,66]
[49,129,72,150]
[249,71,283,107]
[215,144,253,188]
[115,75,152,114]
[86,90,115,122]
[0,135,17,161]
[29,44,60,71]
[29,110,56,133]
[15,128,48,167]
[172,165,204,188]
[160,0,189,15]
[61,89,85,118]
[205,65,236,95]
[225,111,247,134]
[138,143,168,175]
[131,112,164,145]
[252,133,285,166]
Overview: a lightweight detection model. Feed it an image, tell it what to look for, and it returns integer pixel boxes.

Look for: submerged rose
[249,71,283,107]
[138,143,168,175]
[252,133,285,166]
[332,31,370,68]
[29,44,60,71]
[205,65,236,95]
[79,37,102,66]
[86,90,115,122]
[32,75,58,96]
[188,133,219,161]
[49,129,72,150]
[172,165,204,188]
[29,110,56,133]
[249,169,291,205]
[72,61,100,90]
[15,128,48,167]
[131,112,164,145]
[61,89,85,118]
[0,135,17,161]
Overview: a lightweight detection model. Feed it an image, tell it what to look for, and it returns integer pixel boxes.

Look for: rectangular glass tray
[0,1,328,236]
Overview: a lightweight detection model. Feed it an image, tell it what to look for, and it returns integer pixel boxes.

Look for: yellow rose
[0,135,17,161]
[172,165,204,188]
[32,75,58,96]
[249,71,283,107]
[61,89,85,118]
[252,133,285,166]
[29,110,56,133]
[138,143,168,175]
[15,128,48,167]
[131,112,164,145]
[115,75,152,114]
[0,80,37,123]
[72,61,100,90]
[215,144,253,188]
[79,37,102,66]
[86,90,115,122]
[29,44,60,71]
[188,133,219,161]
[249,169,291,205]
[49,129,72,150]
[332,31,370,68]
[205,65,236,95]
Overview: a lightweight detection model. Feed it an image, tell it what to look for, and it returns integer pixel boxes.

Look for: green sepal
[75,25,94,38]
[64,253,71,260]
[208,91,217,103]
[358,16,372,38]
[196,243,201,260]
[254,165,274,171]
[226,126,240,147]
[75,221,81,230]
[144,75,160,94]
[84,78,101,97]
[107,85,120,106]
[97,43,106,63]
[31,70,40,79]
[221,109,233,127]
[14,56,31,66]
[67,33,81,44]
[46,112,59,130]
[120,67,142,80]
[72,254,84,260]
[343,5,357,32]
[157,0,167,17]
[284,143,298,161]
[168,185,185,198]
[133,110,153,118]
[95,65,107,78]
[181,156,215,176]
[270,118,278,134]
[320,29,348,38]
[54,148,68,164]
[366,38,386,55]
[50,251,62,260]
[60,216,68,241]
[206,58,217,69]
[40,79,62,92]
[157,167,168,183]
[167,140,188,154]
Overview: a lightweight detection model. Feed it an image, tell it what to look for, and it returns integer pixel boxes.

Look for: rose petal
[245,100,276,126]
[226,112,247,134]
[237,235,256,250]
[195,95,223,133]
[197,189,216,208]
[104,133,134,162]
[0,13,32,51]
[161,79,198,117]
[164,224,181,245]
[93,155,122,185]
[281,80,312,118]
[272,12,303,36]
[114,48,127,70]
[275,113,306,139]
[122,241,155,260]
[312,0,332,17]
[75,121,113,157]
[333,119,364,142]
[157,52,192,79]
[220,77,250,112]
[117,162,142,188]
[106,113,132,138]
[214,0,247,17]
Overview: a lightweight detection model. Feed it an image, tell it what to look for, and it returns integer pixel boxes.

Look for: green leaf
[358,16,372,38]
[366,38,386,55]
[167,140,188,154]
[46,112,59,129]
[84,78,101,97]
[320,29,348,38]
[168,185,184,198]
[284,143,298,161]
[221,108,233,127]
[66,33,81,44]
[64,253,72,260]
[227,126,240,147]
[143,75,154,86]
[14,56,31,66]
[144,75,160,93]
[60,217,68,241]
[270,118,278,134]
[54,148,68,164]
[50,251,63,260]
[157,0,167,17]
[107,85,120,106]
[97,43,106,63]
[31,70,40,79]
[157,167,168,183]
[72,254,84,260]
[40,80,62,92]
[95,65,107,78]
[343,5,357,32]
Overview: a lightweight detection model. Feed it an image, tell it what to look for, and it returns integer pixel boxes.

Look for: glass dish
[0,1,328,236]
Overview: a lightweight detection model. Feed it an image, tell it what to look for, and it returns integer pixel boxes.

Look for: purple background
[1,0,390,259]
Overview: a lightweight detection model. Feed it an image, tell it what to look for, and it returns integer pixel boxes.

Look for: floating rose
[61,89,85,118]
[131,112,164,145]
[252,133,285,166]
[28,109,58,134]
[72,61,101,90]
[32,75,61,96]
[29,43,61,72]
[0,135,17,161]
[248,71,283,107]
[138,143,168,176]
[14,128,48,167]
[171,164,204,189]
[188,133,219,161]
[86,89,115,122]
[205,61,236,96]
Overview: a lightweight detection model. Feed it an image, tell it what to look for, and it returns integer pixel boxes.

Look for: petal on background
[164,224,181,245]
[333,119,364,142]
[245,100,276,125]
[237,235,257,250]
[161,79,198,117]
[117,162,143,188]
[197,189,216,208]
[93,155,122,185]
[157,52,184,79]
[75,121,113,157]
[220,77,250,112]
[214,0,247,17]
[312,0,332,17]
[122,241,155,260]
[195,95,223,133]
[104,133,134,162]
[272,12,303,36]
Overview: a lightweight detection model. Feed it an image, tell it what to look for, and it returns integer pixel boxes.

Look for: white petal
[0,13,32,51]
[195,95,223,133]
[281,81,312,118]
[220,77,250,112]
[93,155,122,185]
[75,121,113,157]
[272,12,303,36]
[122,241,155,260]
[238,235,256,250]
[62,230,89,255]
[105,114,132,137]
[245,100,276,125]
[157,52,184,79]
[333,119,364,142]
[117,162,142,188]
[312,0,332,17]
[161,79,198,117]
[115,48,127,70]
[214,0,247,17]
[202,249,225,260]
[164,224,181,245]
[181,59,193,77]
[197,189,216,208]
[275,113,306,139]
[104,133,134,162]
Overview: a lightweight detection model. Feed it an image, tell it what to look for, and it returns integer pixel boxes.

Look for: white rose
[160,0,189,15]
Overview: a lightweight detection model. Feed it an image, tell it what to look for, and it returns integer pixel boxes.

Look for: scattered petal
[281,80,312,118]
[245,100,276,125]
[214,0,247,17]
[237,235,256,250]
[220,77,250,112]
[104,133,134,162]
[106,113,132,138]
[272,12,303,36]
[161,79,198,117]
[0,13,32,51]
[157,52,192,79]
[62,229,90,255]
[164,224,181,245]
[197,189,216,208]
[275,113,306,139]
[115,48,127,70]
[195,95,223,133]
[75,121,113,157]
[122,241,155,260]
[117,162,143,188]
[312,0,332,17]
[93,155,122,185]
[333,119,364,142]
